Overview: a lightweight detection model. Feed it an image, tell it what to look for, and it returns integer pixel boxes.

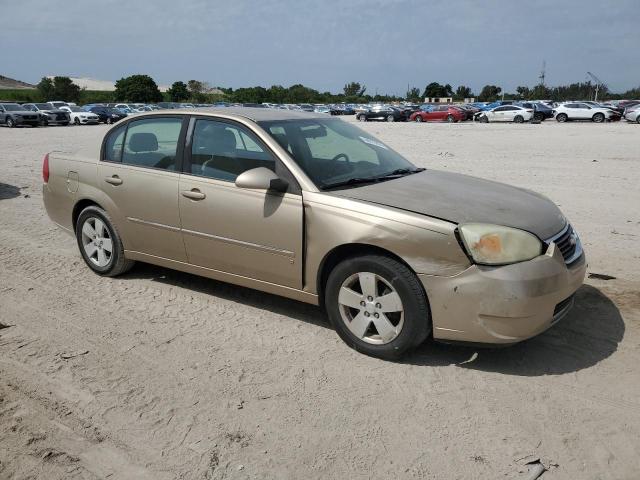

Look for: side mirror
[235,167,288,192]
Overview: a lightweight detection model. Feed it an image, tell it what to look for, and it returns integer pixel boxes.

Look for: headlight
[458,224,542,265]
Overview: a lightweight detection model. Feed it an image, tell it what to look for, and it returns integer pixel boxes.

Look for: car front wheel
[6,117,15,128]
[386,115,395,122]
[592,113,605,123]
[446,114,455,123]
[325,255,431,359]
[479,115,489,123]
[76,206,134,277]
[74,117,81,125]
[415,116,423,122]
[514,115,524,123]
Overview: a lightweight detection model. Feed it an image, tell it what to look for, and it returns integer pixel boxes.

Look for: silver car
[23,103,70,126]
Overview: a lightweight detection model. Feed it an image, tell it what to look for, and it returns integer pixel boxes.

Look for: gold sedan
[43,108,586,358]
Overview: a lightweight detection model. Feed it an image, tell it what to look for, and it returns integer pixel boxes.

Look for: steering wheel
[331,153,350,163]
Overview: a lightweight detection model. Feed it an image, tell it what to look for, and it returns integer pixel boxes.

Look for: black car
[0,103,40,127]
[517,102,554,121]
[88,106,127,124]
[22,103,70,126]
[356,105,406,122]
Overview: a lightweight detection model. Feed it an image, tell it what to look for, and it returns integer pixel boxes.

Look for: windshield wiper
[320,177,383,190]
[320,168,425,190]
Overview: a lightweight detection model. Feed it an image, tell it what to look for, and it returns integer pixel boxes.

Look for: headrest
[128,132,158,152]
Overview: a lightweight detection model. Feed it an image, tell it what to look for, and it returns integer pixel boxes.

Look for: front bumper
[420,243,586,344]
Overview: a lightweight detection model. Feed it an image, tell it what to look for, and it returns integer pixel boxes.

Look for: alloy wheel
[337,272,404,345]
[81,217,113,268]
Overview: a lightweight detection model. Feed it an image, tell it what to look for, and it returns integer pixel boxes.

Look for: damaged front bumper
[419,242,587,344]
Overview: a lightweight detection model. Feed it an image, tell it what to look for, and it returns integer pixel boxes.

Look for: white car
[476,105,534,123]
[60,106,100,125]
[623,105,640,123]
[553,102,619,123]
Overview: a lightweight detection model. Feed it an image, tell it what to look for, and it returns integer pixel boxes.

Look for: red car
[410,105,467,123]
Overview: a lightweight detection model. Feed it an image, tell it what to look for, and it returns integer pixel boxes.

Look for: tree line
[1,75,637,105]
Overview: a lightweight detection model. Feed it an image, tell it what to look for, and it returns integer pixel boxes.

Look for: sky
[2,0,639,95]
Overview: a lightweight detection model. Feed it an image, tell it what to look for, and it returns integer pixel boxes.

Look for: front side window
[121,117,183,170]
[258,118,416,189]
[189,119,276,182]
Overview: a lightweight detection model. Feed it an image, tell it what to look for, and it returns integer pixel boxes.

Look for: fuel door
[66,171,79,193]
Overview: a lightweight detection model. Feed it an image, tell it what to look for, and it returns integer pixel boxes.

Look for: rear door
[98,116,189,261]
[178,117,304,289]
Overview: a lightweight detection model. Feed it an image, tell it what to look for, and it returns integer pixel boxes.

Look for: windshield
[35,103,52,109]
[2,103,25,111]
[258,118,418,189]
[69,106,84,112]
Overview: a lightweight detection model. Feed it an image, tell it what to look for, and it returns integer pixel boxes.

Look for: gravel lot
[1,119,639,479]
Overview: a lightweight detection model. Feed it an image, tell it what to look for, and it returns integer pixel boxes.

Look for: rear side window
[104,125,126,162]
[122,117,183,170]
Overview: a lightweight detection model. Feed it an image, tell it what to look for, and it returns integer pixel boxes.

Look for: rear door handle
[181,189,206,200]
[105,175,123,185]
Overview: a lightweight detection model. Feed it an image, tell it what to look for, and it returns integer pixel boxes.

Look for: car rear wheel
[556,113,568,122]
[76,206,134,277]
[6,117,15,128]
[514,115,524,123]
[325,254,431,360]
[592,113,605,123]
[386,115,395,122]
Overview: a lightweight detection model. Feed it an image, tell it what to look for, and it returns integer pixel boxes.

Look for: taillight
[42,153,50,183]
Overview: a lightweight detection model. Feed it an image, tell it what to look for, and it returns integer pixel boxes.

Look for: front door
[178,118,303,289]
[98,116,188,262]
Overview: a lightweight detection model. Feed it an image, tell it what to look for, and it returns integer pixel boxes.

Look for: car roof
[138,107,327,122]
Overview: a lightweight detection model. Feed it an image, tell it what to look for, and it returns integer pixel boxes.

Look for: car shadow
[404,284,625,376]
[0,183,21,200]
[121,263,331,331]
[122,264,623,375]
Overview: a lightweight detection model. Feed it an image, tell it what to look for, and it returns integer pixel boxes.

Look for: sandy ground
[0,118,639,480]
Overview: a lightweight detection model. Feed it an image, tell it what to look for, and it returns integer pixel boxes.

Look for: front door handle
[105,175,123,185]
[181,189,206,200]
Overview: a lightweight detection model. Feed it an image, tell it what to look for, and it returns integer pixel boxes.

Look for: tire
[479,115,489,123]
[534,112,544,121]
[76,206,134,277]
[386,115,395,122]
[636,115,640,124]
[514,115,524,123]
[592,113,605,123]
[40,118,48,127]
[324,254,431,360]
[446,114,455,123]
[415,115,423,123]
[6,117,15,128]
[556,113,568,123]
[74,117,81,125]
[106,117,113,125]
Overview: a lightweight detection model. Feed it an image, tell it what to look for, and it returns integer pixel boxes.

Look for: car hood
[328,170,566,240]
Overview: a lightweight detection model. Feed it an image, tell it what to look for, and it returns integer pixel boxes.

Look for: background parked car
[47,101,69,109]
[515,102,554,121]
[87,106,127,124]
[60,106,100,125]
[0,102,41,127]
[623,104,640,123]
[554,102,621,123]
[356,105,405,122]
[410,105,466,123]
[475,105,534,123]
[23,103,70,126]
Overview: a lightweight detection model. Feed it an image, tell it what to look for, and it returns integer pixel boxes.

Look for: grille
[56,113,67,120]
[547,224,581,264]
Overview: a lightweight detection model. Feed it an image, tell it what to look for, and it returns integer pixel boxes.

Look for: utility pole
[586,71,606,102]
[538,60,546,86]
